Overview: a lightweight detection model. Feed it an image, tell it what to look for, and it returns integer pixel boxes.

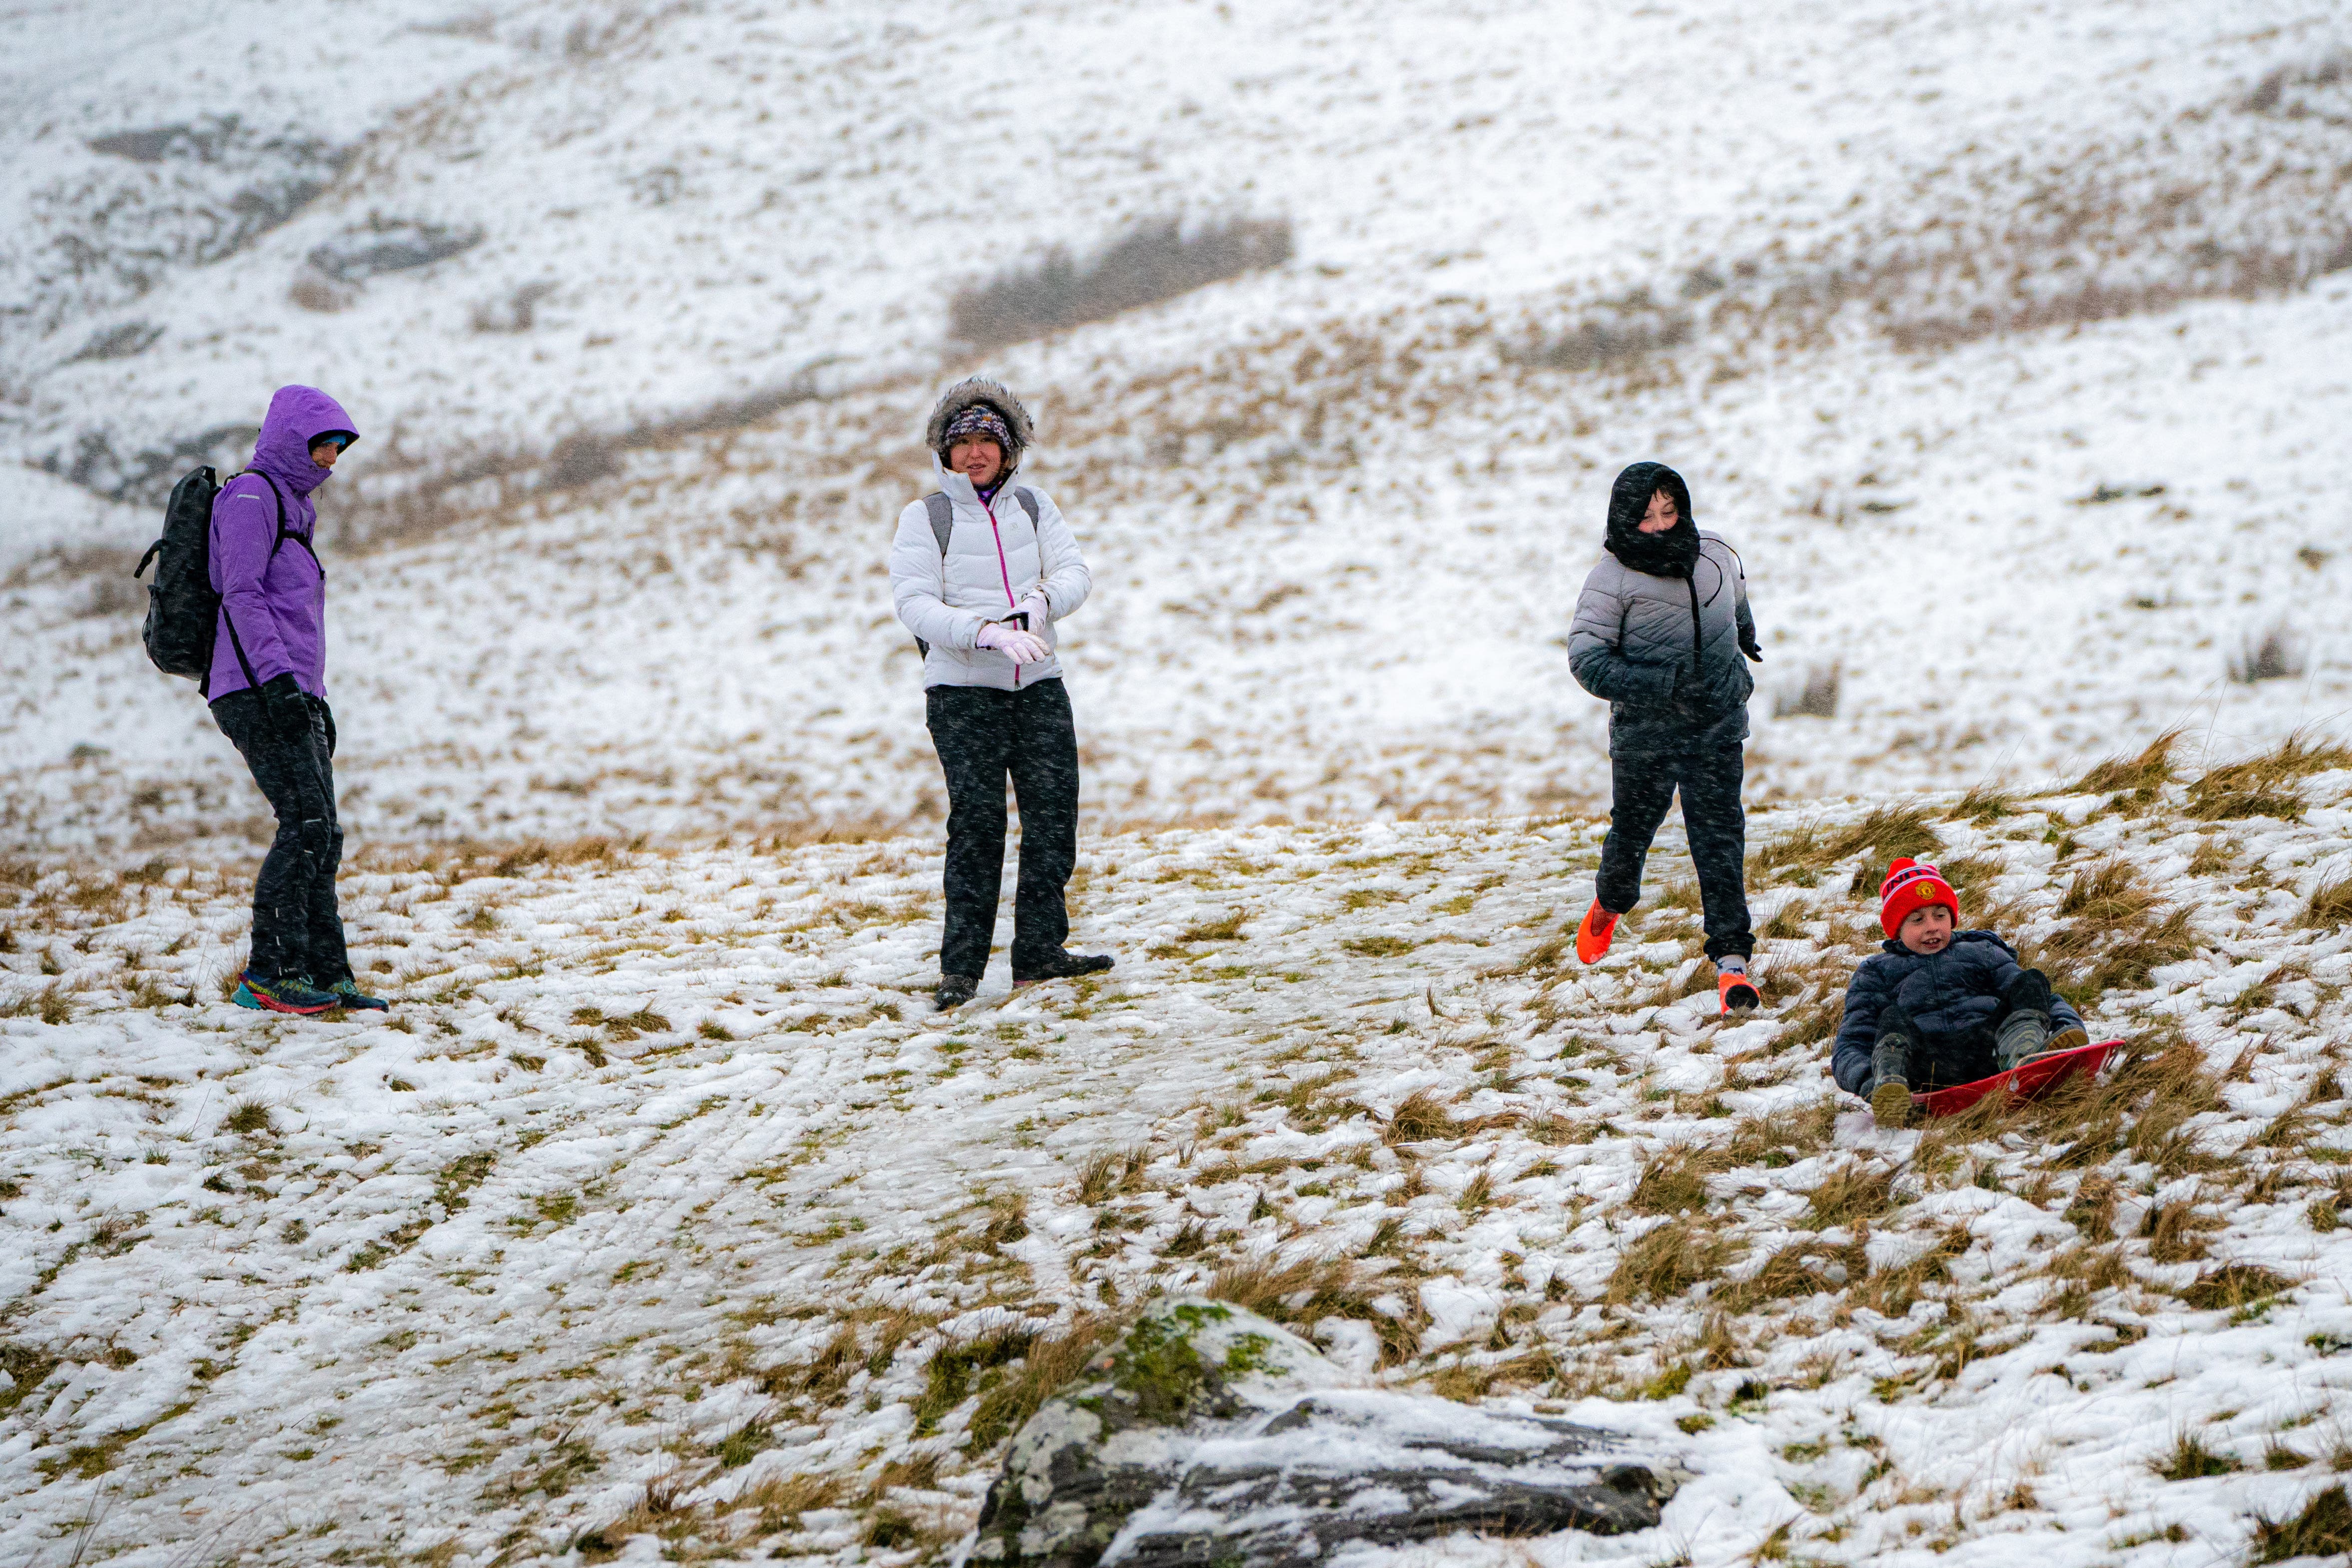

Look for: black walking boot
[1013,950,1114,988]
[1870,1004,1914,1129]
[935,974,980,1011]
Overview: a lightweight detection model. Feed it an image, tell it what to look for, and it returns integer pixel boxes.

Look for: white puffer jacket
[889,458,1092,690]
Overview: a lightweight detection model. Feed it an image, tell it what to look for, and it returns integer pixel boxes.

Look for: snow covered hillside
[8,748,2352,1565]
[6,0,2352,850]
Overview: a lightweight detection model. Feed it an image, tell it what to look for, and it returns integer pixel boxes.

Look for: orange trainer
[1575,900,1619,964]
[1717,971,1761,1014]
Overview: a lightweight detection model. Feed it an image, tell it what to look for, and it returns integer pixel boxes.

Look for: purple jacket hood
[251,385,358,501]
[204,386,357,701]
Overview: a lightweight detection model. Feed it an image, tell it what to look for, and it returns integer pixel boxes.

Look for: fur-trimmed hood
[925,377,1036,466]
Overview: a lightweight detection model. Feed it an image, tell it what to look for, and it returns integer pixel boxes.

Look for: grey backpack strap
[912,493,957,662]
[1014,487,1040,525]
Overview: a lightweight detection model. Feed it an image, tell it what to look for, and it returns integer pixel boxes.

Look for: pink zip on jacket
[982,494,1023,687]
[886,456,1093,692]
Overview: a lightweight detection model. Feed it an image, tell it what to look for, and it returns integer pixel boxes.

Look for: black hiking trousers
[1595,739,1754,962]
[212,686,350,987]
[927,679,1081,980]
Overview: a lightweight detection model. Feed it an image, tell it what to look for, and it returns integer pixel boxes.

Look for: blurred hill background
[4,0,2349,853]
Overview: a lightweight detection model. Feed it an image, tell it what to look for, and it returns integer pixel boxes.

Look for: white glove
[976,621,1050,663]
[1016,593,1052,630]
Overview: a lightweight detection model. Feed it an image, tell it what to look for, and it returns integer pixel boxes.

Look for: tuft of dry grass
[1950,783,2014,824]
[1383,1088,1460,1145]
[743,1472,848,1534]
[2297,873,2352,932]
[1715,1237,1866,1312]
[1207,1255,1421,1365]
[1771,983,1847,1048]
[2072,729,2180,799]
[2141,1200,2220,1263]
[1074,1146,1149,1206]
[2187,733,2352,821]
[1631,1143,1732,1215]
[1803,1162,1895,1229]
[965,1316,1112,1451]
[2178,1262,2300,1312]
[1752,805,1941,880]
[1605,1217,1735,1305]
[2055,860,2157,924]
[2149,1429,2242,1481]
[1726,1102,1837,1168]
[2251,1483,2352,1564]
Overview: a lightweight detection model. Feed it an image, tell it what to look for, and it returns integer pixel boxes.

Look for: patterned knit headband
[940,406,1013,453]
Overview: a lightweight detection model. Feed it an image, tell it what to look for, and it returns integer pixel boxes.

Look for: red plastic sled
[1913,1039,2123,1117]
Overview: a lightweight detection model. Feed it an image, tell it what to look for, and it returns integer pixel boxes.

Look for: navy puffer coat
[1830,931,2087,1094]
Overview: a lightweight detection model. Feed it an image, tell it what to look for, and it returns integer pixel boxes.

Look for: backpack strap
[924,492,953,555]
[237,470,324,578]
[1014,487,1040,525]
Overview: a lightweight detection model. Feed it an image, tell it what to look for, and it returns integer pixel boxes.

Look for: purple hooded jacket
[206,385,357,701]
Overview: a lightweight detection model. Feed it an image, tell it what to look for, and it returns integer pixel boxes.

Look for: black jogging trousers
[212,686,351,987]
[926,678,1079,981]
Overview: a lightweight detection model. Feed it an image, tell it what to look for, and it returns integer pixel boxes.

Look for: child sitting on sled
[1832,858,2090,1128]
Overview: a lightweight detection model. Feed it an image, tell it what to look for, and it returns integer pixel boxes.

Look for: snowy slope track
[8,755,2352,1565]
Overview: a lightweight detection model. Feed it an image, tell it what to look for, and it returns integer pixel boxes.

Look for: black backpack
[910,487,1039,658]
[134,466,307,693]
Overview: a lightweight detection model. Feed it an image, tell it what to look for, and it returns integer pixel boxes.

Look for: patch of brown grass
[2186,734,2351,822]
[966,1315,1112,1451]
[1074,1146,1149,1206]
[1605,1217,1736,1305]
[2072,729,2180,799]
[1726,1102,1837,1168]
[1752,805,1941,880]
[2142,1200,2222,1263]
[1804,1162,1895,1229]
[1716,1237,1867,1312]
[2250,1483,2352,1564]
[1384,1088,1460,1145]
[1631,1144,1733,1215]
[1950,783,2015,824]
[1771,983,1847,1048]
[2298,874,2352,932]
[1854,1225,1972,1316]
[2179,1262,2300,1312]
[1208,1255,1422,1365]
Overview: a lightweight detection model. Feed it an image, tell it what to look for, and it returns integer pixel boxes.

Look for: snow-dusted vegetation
[7,0,2352,1564]
[10,760,2352,1563]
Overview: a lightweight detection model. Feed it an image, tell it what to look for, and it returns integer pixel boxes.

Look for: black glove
[259,672,306,733]
[1739,625,1764,663]
[318,700,337,759]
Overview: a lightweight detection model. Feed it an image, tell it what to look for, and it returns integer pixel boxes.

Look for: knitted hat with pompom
[1879,858,1959,939]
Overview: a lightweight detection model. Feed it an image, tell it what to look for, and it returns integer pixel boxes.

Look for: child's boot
[1995,969,2054,1070]
[1869,1005,1914,1129]
[1575,901,1621,964]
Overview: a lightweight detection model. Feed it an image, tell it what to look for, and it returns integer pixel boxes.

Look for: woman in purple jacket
[208,385,385,1015]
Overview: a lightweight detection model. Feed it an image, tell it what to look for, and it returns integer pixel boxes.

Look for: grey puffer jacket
[1567,530,1756,755]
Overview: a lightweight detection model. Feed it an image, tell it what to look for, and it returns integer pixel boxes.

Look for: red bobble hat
[1879,858,1959,939]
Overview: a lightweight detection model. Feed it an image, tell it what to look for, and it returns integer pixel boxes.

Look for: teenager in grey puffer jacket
[1564,462,1764,1013]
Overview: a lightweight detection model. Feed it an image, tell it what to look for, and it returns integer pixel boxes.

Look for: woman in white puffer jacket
[889,378,1113,1011]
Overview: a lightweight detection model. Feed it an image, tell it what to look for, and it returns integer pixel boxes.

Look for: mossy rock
[966,1298,1674,1568]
